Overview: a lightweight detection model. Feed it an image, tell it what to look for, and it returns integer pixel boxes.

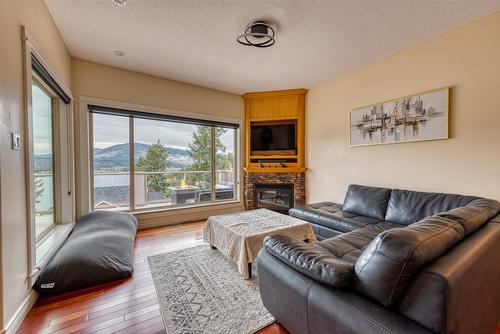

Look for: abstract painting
[350,88,449,146]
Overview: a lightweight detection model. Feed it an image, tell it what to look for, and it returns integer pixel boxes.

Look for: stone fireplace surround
[244,172,306,211]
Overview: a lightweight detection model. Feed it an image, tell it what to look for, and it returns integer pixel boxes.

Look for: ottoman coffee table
[203,208,316,279]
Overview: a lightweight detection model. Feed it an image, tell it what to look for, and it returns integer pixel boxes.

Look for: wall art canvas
[350,88,449,146]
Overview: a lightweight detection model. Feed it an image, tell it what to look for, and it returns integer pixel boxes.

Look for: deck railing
[93,170,235,209]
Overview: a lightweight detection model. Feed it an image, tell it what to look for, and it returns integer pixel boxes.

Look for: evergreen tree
[186,126,233,189]
[34,176,45,204]
[136,140,169,196]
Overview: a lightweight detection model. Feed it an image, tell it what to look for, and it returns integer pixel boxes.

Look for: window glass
[134,119,212,209]
[215,127,236,202]
[92,113,130,210]
[91,112,237,211]
[32,83,55,239]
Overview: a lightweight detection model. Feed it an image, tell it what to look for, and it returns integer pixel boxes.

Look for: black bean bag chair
[35,210,138,294]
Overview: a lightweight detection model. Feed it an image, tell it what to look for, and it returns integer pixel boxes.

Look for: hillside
[93,143,192,170]
[35,143,192,172]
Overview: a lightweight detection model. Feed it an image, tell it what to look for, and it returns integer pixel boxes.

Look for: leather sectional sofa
[256,185,500,334]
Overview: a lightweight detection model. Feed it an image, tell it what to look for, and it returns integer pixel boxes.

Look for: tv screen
[251,124,296,153]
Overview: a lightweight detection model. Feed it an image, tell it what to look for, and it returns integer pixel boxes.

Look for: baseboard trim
[137,204,244,229]
[1,289,38,334]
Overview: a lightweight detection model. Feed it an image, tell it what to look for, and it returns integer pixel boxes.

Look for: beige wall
[72,59,243,120]
[307,12,500,204]
[71,59,245,222]
[0,2,243,328]
[0,0,71,330]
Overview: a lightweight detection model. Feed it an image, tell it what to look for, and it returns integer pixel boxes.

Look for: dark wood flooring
[18,221,288,334]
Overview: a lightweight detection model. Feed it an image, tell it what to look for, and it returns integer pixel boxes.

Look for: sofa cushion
[290,202,382,233]
[289,202,342,226]
[385,189,478,225]
[318,221,401,264]
[353,216,465,308]
[310,223,344,241]
[264,235,354,288]
[342,185,392,220]
[318,212,382,233]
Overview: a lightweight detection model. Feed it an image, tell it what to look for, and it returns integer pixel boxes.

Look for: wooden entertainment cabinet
[242,88,307,173]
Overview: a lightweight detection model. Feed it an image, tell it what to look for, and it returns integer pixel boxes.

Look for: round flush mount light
[113,50,125,56]
[237,20,276,48]
[112,0,126,6]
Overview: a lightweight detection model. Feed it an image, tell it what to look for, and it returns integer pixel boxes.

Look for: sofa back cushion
[352,216,465,308]
[438,198,500,235]
[385,189,478,225]
[342,185,392,220]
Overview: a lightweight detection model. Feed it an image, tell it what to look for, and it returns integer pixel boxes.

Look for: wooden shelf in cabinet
[249,117,299,122]
[243,167,308,174]
[250,155,298,160]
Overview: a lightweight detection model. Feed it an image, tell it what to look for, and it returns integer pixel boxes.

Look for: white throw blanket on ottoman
[203,209,316,278]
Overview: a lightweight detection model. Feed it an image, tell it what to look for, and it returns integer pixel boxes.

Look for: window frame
[22,26,75,284]
[88,107,241,213]
[31,74,58,242]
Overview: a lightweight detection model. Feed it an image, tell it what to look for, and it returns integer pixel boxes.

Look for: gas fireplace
[244,172,306,213]
[254,184,294,214]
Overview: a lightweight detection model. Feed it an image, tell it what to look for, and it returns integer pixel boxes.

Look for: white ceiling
[45,0,500,94]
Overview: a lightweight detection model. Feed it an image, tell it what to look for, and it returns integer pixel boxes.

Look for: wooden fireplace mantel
[242,88,307,174]
[243,167,308,174]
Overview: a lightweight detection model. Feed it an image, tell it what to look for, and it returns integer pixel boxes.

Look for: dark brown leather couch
[257,185,500,334]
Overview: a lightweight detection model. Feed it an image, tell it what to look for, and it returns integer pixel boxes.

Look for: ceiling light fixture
[237,20,276,48]
[112,0,127,6]
[113,50,125,56]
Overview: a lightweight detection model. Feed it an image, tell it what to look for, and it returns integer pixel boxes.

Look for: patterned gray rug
[148,245,275,334]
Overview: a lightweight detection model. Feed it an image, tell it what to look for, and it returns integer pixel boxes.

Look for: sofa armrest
[398,222,500,334]
[491,213,500,224]
[263,235,353,288]
[256,249,434,334]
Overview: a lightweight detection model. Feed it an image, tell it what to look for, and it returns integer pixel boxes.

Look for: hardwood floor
[18,221,288,334]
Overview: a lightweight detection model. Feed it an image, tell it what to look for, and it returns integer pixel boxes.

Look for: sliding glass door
[90,110,238,212]
[32,81,55,240]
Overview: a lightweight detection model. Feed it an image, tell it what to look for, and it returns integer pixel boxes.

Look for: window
[24,29,75,284]
[92,113,130,210]
[90,107,239,212]
[32,81,56,240]
[215,127,236,202]
[28,72,74,251]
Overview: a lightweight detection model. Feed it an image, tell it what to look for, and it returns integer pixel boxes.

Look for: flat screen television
[250,123,296,155]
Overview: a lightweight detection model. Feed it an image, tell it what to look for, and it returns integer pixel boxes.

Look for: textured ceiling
[45,0,500,94]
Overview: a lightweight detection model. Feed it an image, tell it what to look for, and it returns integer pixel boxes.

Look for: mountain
[34,154,53,173]
[92,143,192,170]
[34,143,192,172]
[35,142,235,173]
[93,143,192,170]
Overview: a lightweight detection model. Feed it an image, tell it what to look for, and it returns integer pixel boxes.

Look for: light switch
[11,132,21,151]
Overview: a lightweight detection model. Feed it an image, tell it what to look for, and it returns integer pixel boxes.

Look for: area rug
[147,245,275,334]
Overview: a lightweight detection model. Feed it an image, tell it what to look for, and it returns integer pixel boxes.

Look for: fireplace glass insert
[254,184,294,214]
